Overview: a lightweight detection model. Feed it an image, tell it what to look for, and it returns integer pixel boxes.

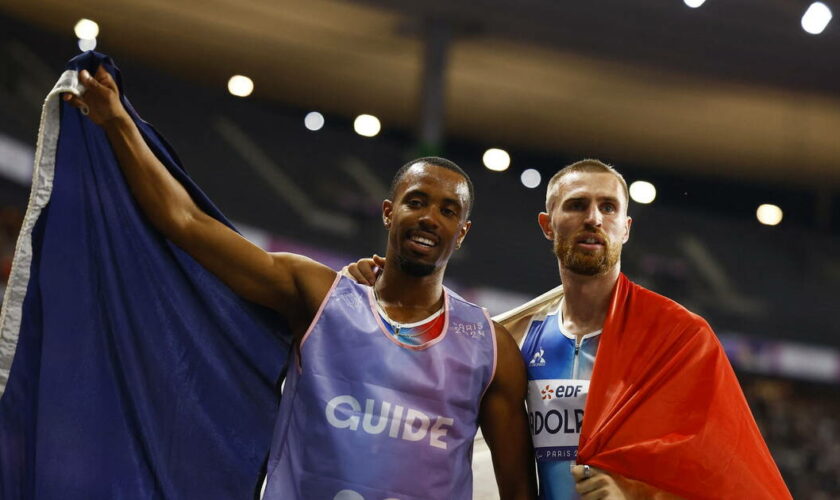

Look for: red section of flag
[577,274,791,499]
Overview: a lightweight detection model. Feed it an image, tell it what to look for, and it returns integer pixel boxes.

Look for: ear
[382,199,393,228]
[538,212,554,241]
[623,216,633,243]
[456,220,472,249]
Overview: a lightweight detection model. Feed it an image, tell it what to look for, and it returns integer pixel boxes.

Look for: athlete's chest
[521,314,601,380]
[521,314,601,467]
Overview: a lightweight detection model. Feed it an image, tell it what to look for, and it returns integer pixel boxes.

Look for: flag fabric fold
[0,52,290,499]
[578,273,791,499]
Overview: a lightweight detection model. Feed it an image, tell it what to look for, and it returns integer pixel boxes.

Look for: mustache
[572,228,609,243]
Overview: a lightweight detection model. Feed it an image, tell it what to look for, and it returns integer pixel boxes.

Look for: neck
[374,263,446,323]
[558,261,620,339]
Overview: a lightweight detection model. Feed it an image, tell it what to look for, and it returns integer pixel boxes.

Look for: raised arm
[480,321,537,499]
[64,66,335,333]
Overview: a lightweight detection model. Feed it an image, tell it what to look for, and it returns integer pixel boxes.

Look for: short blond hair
[545,159,629,211]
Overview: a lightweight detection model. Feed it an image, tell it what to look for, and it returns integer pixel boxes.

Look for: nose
[584,204,602,227]
[417,206,441,230]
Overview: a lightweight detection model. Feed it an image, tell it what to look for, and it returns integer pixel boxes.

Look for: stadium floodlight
[227,75,254,97]
[74,19,99,40]
[482,148,510,172]
[684,0,706,8]
[629,180,657,204]
[353,114,381,137]
[520,169,541,188]
[304,111,324,131]
[756,204,783,226]
[802,2,832,34]
[78,38,97,52]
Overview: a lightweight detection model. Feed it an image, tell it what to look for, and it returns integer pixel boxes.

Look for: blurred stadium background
[1,0,839,497]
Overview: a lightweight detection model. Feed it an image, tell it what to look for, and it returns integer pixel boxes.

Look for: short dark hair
[545,159,629,212]
[389,156,475,217]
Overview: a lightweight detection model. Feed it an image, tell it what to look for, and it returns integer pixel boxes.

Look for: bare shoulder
[270,251,335,274]
[268,252,337,322]
[491,320,527,379]
[270,252,336,291]
[492,321,518,350]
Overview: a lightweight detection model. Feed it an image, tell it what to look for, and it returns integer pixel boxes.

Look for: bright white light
[629,180,656,204]
[77,38,97,52]
[684,0,706,8]
[227,75,254,97]
[74,19,99,40]
[802,2,832,34]
[482,148,510,172]
[756,204,783,226]
[520,169,541,188]
[304,111,324,131]
[353,114,381,137]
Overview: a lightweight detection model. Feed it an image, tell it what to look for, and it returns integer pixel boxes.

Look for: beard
[396,254,436,277]
[554,230,621,276]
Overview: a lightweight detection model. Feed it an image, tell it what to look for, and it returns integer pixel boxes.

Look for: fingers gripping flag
[0,52,291,499]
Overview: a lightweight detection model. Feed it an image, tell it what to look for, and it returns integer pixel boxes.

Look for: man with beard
[521,161,627,494]
[348,159,789,499]
[493,159,787,499]
[63,67,536,499]
[497,160,647,498]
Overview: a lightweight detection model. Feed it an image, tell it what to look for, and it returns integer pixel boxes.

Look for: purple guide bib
[263,276,497,500]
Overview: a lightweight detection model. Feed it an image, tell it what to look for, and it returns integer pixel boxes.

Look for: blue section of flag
[0,52,290,499]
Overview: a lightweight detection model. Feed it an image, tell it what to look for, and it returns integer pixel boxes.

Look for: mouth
[574,234,606,250]
[405,230,439,254]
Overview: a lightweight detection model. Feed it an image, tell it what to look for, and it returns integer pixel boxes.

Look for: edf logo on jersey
[530,383,585,435]
[527,379,589,458]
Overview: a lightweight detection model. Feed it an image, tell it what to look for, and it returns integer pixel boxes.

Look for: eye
[441,207,458,217]
[601,202,617,214]
[406,198,423,208]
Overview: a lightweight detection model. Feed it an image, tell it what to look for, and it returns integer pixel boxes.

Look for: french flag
[0,52,290,499]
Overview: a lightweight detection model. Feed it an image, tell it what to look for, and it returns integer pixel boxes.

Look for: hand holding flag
[571,464,626,499]
[63,66,125,126]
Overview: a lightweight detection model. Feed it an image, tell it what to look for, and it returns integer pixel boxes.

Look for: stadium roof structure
[2,0,839,189]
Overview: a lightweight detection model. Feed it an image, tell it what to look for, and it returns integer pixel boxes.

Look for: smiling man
[346,159,790,499]
[63,67,536,499]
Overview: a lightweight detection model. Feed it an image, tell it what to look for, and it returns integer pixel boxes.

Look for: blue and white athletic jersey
[520,301,601,500]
